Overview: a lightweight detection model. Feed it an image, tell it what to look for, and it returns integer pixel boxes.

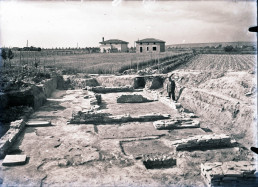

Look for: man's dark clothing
[167,80,176,101]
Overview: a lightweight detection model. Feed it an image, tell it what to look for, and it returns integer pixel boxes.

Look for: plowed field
[178,54,256,71]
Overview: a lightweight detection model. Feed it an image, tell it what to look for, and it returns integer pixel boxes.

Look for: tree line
[1,48,14,68]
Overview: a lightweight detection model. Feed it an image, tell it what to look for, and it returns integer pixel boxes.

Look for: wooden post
[19,50,21,72]
[130,58,132,73]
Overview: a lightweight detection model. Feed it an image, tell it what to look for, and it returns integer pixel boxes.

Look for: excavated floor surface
[0,89,254,186]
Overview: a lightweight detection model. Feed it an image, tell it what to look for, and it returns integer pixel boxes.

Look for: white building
[136,38,166,53]
[99,38,129,53]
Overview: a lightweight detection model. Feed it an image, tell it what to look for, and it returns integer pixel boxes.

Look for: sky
[0,0,257,48]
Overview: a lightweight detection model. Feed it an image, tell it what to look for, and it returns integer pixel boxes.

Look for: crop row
[178,54,256,71]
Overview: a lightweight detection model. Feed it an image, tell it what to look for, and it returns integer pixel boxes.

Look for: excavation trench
[0,73,255,186]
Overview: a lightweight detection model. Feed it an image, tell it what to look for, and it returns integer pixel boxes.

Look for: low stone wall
[171,134,232,151]
[142,153,176,169]
[89,86,135,93]
[117,94,153,103]
[0,107,33,158]
[68,111,170,125]
[201,161,257,186]
[153,117,200,130]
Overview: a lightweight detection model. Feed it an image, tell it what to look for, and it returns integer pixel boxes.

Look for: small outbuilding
[136,38,166,53]
[99,37,129,53]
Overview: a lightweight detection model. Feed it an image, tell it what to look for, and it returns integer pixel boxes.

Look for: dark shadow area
[0,125,10,138]
[134,77,146,89]
[7,148,23,155]
[185,143,238,152]
[200,127,213,133]
[143,159,176,169]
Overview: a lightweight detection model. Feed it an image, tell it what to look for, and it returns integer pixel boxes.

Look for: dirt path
[0,89,252,186]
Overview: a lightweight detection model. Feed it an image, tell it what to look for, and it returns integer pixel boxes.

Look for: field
[176,54,256,71]
[7,51,182,74]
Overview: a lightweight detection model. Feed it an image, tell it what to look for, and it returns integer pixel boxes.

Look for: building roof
[136,38,165,44]
[100,39,129,44]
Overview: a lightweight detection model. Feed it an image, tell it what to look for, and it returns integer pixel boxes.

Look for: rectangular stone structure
[142,153,176,169]
[201,161,257,187]
[2,155,27,166]
[117,94,153,103]
[26,120,51,127]
[153,117,200,130]
[171,134,232,151]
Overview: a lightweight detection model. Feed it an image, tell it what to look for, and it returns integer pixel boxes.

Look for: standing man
[167,75,176,101]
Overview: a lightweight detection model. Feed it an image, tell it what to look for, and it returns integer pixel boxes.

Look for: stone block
[2,155,27,166]
[26,120,52,127]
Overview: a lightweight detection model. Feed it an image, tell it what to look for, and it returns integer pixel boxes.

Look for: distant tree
[7,49,14,67]
[192,49,197,54]
[1,48,7,67]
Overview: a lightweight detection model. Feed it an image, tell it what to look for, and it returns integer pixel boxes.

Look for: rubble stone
[153,117,200,130]
[171,134,232,151]
[117,94,153,103]
[201,161,257,186]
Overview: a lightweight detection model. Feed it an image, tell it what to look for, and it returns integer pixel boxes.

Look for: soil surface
[0,88,253,186]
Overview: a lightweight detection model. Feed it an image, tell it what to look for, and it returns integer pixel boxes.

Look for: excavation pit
[121,139,173,157]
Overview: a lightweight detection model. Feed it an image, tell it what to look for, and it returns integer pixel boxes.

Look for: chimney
[102,37,104,42]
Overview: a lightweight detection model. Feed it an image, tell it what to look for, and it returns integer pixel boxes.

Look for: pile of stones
[142,153,176,169]
[201,161,257,186]
[171,134,232,151]
[117,94,153,103]
[153,117,200,130]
